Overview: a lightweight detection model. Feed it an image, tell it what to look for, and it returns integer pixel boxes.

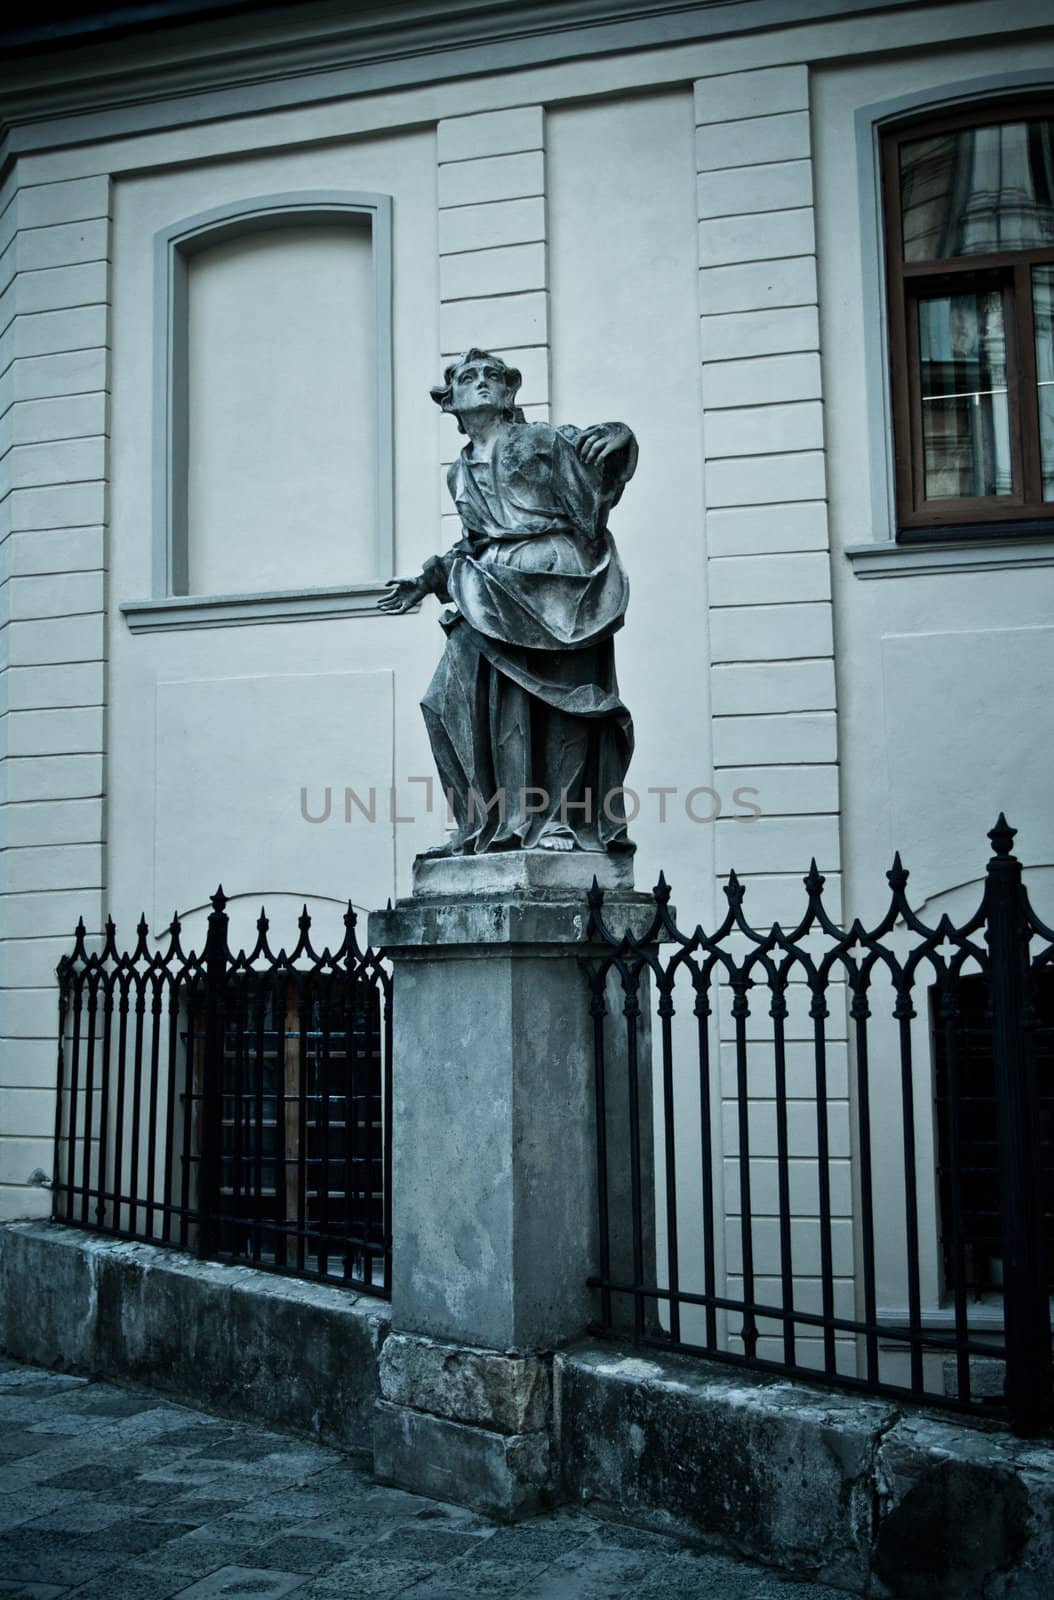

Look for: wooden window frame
[882,99,1054,541]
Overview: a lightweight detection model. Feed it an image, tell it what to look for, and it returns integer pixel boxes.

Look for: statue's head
[430,348,526,433]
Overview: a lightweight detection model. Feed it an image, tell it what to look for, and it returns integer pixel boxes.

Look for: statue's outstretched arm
[378,549,456,614]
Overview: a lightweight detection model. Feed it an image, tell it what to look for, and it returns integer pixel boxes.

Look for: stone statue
[380,349,637,854]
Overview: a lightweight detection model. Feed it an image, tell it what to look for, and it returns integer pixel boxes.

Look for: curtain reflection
[1034,266,1054,500]
[919,293,1012,499]
[901,120,1054,262]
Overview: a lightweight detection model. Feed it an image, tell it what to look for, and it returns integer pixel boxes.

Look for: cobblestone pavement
[0,1359,858,1600]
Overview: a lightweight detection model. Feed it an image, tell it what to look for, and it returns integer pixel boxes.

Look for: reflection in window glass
[918,292,1012,499]
[900,119,1054,262]
[1035,266,1054,500]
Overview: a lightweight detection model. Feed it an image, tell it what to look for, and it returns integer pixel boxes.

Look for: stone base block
[379,1332,550,1434]
[411,850,634,898]
[373,1399,552,1521]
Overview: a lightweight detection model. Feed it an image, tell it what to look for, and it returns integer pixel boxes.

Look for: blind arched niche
[127,191,393,631]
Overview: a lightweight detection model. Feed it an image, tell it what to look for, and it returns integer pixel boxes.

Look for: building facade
[2,0,1052,1377]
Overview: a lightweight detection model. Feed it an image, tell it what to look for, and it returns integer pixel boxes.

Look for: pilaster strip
[0,173,110,1220]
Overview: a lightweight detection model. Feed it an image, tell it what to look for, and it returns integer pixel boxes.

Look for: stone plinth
[367,852,655,1516]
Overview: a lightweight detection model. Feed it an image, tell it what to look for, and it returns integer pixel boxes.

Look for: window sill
[121,582,410,632]
[845,536,1054,579]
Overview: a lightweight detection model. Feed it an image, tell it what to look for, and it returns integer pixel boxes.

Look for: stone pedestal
[368,852,653,1517]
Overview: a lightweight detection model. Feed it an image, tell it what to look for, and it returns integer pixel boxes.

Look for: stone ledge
[379,1331,550,1434]
[555,1341,1054,1598]
[0,1220,390,1456]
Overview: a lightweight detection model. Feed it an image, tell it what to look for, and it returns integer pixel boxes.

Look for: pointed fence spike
[211,885,227,912]
[988,813,1016,856]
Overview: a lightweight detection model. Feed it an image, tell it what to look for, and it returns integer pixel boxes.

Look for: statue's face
[451,357,512,416]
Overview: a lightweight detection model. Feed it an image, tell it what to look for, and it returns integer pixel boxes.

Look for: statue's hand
[575,422,633,467]
[378,576,428,614]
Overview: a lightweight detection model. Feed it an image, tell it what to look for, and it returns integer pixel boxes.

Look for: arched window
[882,101,1054,539]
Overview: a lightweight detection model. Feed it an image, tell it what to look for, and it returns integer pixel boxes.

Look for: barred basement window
[882,101,1054,539]
[195,972,384,1279]
[932,971,1054,1296]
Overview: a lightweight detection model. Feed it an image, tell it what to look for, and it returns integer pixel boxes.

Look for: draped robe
[419,420,636,852]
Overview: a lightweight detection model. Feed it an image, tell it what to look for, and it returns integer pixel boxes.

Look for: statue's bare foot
[419,839,457,859]
[538,833,575,852]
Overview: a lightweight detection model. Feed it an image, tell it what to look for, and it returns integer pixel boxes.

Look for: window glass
[900,119,1054,262]
[1034,265,1054,500]
[918,291,1012,499]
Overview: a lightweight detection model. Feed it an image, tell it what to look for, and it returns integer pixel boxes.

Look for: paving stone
[64,1568,187,1600]
[21,1500,133,1534]
[0,1429,55,1459]
[174,1568,311,1599]
[78,1517,199,1554]
[249,1535,366,1577]
[303,1559,439,1597]
[372,1526,489,1563]
[0,1583,69,1599]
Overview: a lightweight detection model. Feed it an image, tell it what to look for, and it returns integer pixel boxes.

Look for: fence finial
[211,885,227,912]
[587,874,604,910]
[886,850,909,892]
[988,813,1017,857]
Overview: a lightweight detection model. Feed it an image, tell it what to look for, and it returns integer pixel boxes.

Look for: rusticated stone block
[379,1331,550,1434]
[373,1399,552,1521]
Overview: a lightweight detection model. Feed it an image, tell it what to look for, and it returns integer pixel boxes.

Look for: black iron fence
[54,889,392,1297]
[585,818,1053,1436]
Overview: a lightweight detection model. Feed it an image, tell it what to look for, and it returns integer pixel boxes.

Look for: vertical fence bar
[112,981,130,1233]
[812,986,837,1376]
[732,976,758,1360]
[296,971,310,1276]
[198,889,229,1259]
[939,975,972,1405]
[179,978,197,1249]
[53,960,72,1214]
[96,975,114,1230]
[381,969,393,1297]
[771,985,795,1368]
[343,964,360,1283]
[851,988,880,1386]
[128,971,146,1239]
[985,818,1053,1435]
[624,975,646,1342]
[161,980,180,1244]
[658,979,681,1346]
[64,972,82,1222]
[144,980,164,1238]
[79,976,99,1225]
[590,978,612,1331]
[252,973,267,1265]
[896,989,924,1396]
[695,982,717,1349]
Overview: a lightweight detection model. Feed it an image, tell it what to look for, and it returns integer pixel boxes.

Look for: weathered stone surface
[555,1343,882,1592]
[556,1341,1054,1598]
[0,1221,389,1454]
[872,1414,1054,1600]
[412,849,633,898]
[369,886,656,951]
[379,1332,551,1434]
[373,1397,552,1521]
